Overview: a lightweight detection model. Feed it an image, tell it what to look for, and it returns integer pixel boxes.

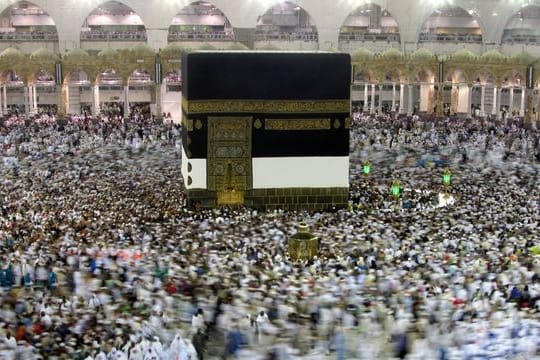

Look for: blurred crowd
[0,113,539,360]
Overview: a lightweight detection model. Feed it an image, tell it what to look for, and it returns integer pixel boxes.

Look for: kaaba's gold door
[207,117,252,205]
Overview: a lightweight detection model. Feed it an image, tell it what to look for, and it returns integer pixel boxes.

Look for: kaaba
[181,51,351,211]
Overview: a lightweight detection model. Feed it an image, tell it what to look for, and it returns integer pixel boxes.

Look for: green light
[391,180,401,198]
[362,161,371,176]
[442,169,452,186]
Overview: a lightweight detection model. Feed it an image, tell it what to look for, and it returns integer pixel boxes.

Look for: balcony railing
[254,32,318,41]
[502,34,540,45]
[418,33,482,43]
[339,32,400,42]
[81,31,147,41]
[0,31,58,41]
[167,31,234,41]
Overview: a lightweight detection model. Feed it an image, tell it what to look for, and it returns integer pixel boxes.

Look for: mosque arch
[168,1,234,44]
[446,68,469,84]
[59,68,92,116]
[28,48,58,83]
[498,70,526,116]
[414,69,436,84]
[80,1,147,44]
[418,5,483,45]
[33,68,54,84]
[97,68,122,86]
[2,70,24,86]
[0,1,58,42]
[338,3,400,52]
[126,69,153,119]
[254,1,318,50]
[501,70,525,88]
[128,68,152,85]
[502,5,540,46]
[353,69,376,83]
[472,72,495,86]
[382,69,404,83]
[28,65,57,115]
[164,70,181,85]
[0,47,28,84]
[1,69,27,114]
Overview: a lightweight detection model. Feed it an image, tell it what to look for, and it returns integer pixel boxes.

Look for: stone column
[407,84,413,116]
[24,87,29,116]
[427,85,435,114]
[436,85,444,117]
[363,83,368,113]
[370,83,376,114]
[64,85,69,116]
[492,86,498,116]
[520,86,526,117]
[124,85,129,120]
[2,85,7,115]
[451,84,458,114]
[509,87,514,115]
[480,85,485,116]
[399,83,405,114]
[27,86,33,115]
[537,90,540,121]
[33,85,38,114]
[391,83,396,112]
[496,87,502,120]
[93,84,100,117]
[155,83,163,120]
[377,84,383,114]
[467,84,473,118]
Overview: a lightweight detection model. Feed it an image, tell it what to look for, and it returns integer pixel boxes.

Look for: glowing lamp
[362,160,371,176]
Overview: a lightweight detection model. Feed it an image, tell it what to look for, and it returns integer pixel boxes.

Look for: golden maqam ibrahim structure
[288,223,318,261]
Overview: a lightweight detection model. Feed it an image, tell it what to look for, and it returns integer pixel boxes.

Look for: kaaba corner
[180,51,351,211]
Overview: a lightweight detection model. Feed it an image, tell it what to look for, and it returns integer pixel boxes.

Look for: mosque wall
[165,42,235,51]
[80,41,147,52]
[422,16,481,30]
[339,41,401,54]
[10,15,56,26]
[253,40,318,51]
[35,90,57,105]
[97,89,125,102]
[79,90,93,104]
[502,44,540,58]
[457,86,470,114]
[126,90,152,103]
[418,43,484,56]
[6,90,24,105]
[85,14,144,26]
[419,85,431,113]
[0,41,58,53]
[162,88,181,121]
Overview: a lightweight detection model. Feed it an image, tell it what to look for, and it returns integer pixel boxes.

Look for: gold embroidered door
[207,116,252,205]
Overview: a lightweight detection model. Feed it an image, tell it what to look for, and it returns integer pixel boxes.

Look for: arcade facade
[351,48,538,121]
[0,0,539,122]
[1,45,539,122]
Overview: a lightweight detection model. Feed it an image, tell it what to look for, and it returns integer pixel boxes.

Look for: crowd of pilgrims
[0,111,539,360]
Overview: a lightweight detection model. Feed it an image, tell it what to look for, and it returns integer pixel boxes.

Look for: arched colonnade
[1,45,540,122]
[352,48,538,121]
